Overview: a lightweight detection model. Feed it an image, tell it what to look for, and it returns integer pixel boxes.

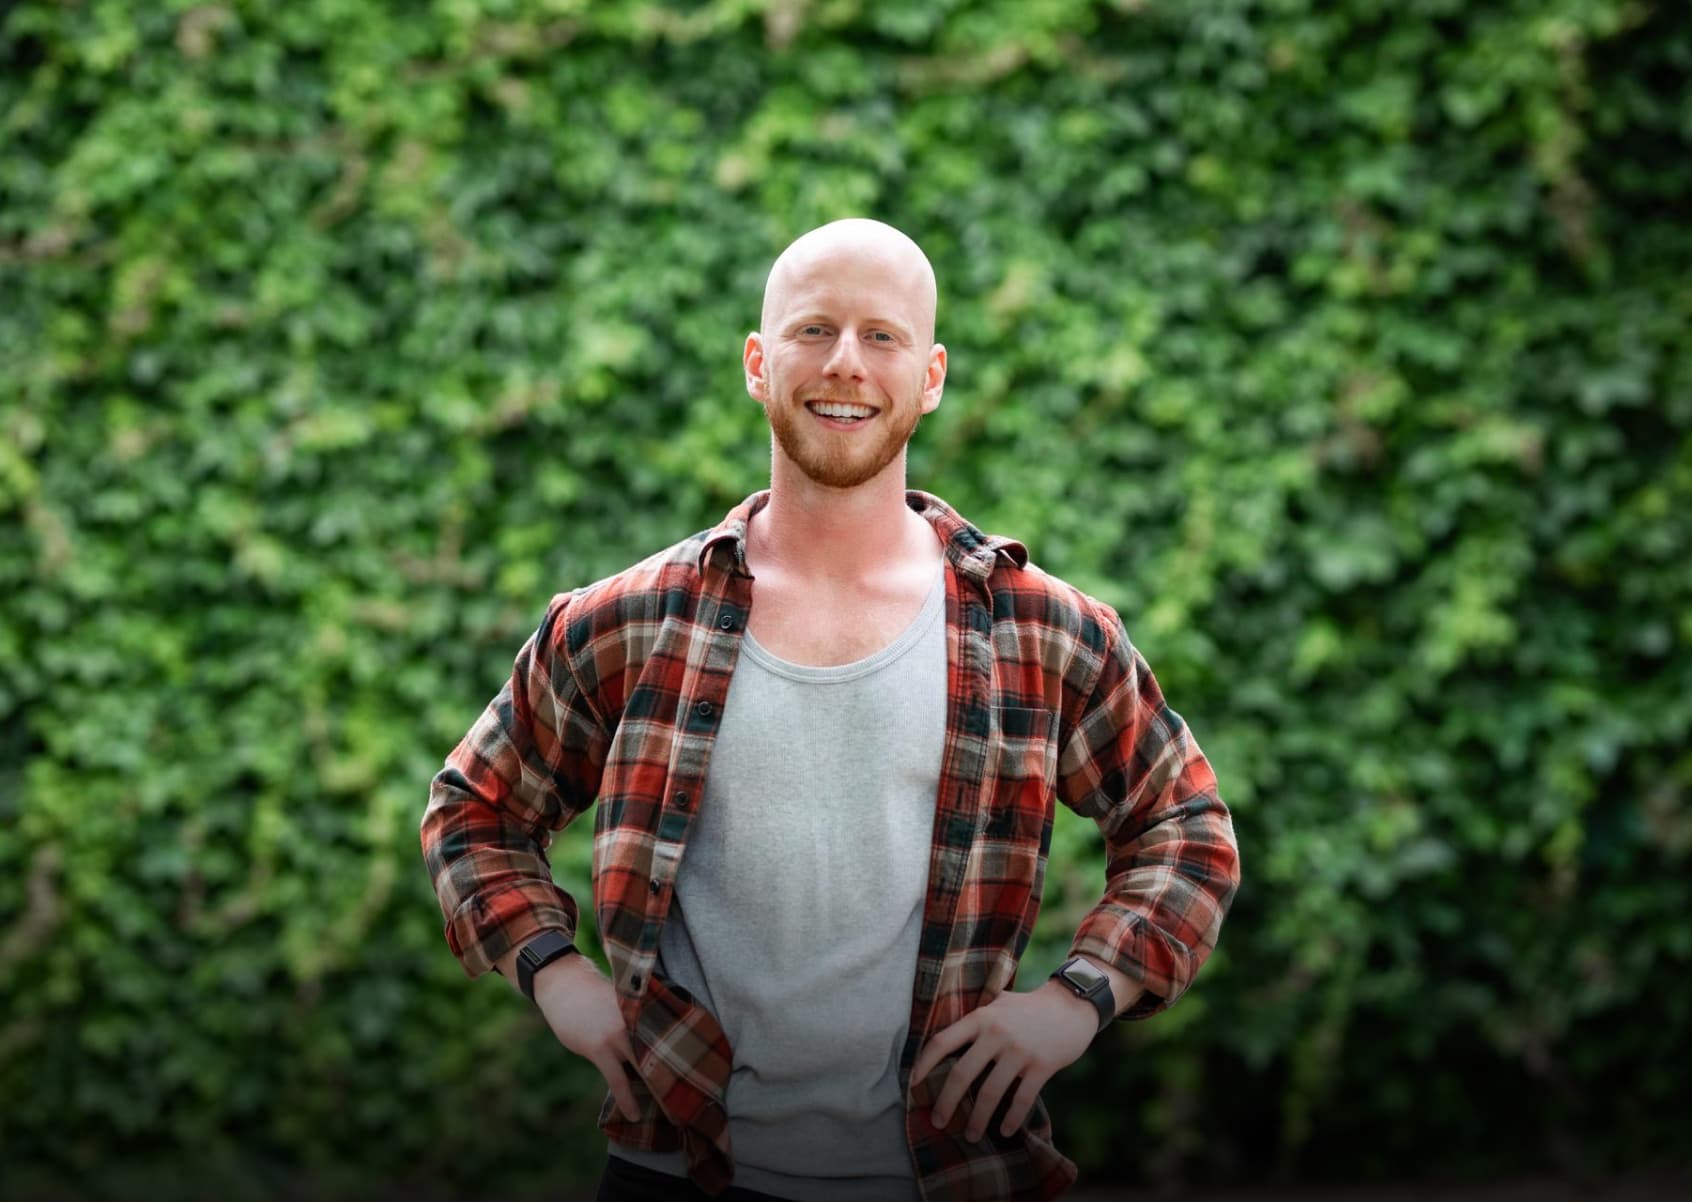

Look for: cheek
[759,355,790,395]
[767,349,813,389]
[893,359,928,400]
[865,356,906,387]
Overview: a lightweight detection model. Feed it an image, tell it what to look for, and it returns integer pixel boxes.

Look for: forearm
[1069,802,1239,1018]
[422,762,582,977]
[421,591,607,979]
[1059,603,1241,1017]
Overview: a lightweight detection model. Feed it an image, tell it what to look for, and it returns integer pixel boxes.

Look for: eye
[868,330,895,343]
[799,324,827,336]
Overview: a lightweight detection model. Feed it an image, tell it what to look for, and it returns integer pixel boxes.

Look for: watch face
[1061,958,1109,995]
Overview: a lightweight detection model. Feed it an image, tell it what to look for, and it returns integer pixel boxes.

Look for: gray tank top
[611,562,946,1201]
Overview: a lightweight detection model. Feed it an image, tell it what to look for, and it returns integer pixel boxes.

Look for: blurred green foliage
[3,0,1689,1197]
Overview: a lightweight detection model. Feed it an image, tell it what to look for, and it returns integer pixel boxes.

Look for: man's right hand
[522,952,644,1123]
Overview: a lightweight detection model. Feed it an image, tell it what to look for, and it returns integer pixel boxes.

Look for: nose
[822,328,867,381]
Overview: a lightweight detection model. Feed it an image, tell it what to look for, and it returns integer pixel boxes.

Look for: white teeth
[808,402,875,419]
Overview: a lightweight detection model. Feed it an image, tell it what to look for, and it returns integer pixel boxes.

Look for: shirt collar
[697,489,1028,582]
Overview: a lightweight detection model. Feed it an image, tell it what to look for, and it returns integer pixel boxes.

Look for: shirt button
[673,790,690,808]
[630,973,642,990]
[719,613,737,630]
[695,700,715,719]
[649,879,663,895]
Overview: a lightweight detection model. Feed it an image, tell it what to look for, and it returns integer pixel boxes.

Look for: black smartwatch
[1050,956,1115,1031]
[515,930,578,1003]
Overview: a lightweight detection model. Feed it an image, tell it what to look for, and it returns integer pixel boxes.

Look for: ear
[744,331,769,402]
[920,342,947,414]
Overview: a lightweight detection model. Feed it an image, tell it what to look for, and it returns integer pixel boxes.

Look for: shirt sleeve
[1055,598,1241,1019]
[420,590,611,978]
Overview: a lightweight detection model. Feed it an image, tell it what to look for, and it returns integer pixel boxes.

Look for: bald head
[760,218,938,345]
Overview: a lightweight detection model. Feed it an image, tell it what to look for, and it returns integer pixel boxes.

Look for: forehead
[766,242,930,324]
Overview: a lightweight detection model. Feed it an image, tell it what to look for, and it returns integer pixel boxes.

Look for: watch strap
[515,930,577,1002]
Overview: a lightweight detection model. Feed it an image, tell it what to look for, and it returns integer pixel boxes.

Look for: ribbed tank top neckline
[738,560,946,684]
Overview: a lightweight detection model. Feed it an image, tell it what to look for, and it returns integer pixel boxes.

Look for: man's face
[746,239,945,491]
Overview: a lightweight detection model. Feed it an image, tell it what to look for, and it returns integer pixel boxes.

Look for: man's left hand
[910,980,1100,1143]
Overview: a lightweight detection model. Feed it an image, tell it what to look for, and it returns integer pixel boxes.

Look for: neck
[749,453,936,581]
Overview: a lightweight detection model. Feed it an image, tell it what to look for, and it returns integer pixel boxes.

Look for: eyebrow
[790,313,915,339]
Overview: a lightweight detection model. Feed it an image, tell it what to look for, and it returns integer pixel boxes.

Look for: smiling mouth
[805,401,879,426]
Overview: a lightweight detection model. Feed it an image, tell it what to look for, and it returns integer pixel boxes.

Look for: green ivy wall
[2,0,1688,1197]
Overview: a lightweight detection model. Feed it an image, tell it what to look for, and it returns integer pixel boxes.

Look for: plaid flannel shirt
[421,489,1240,1201]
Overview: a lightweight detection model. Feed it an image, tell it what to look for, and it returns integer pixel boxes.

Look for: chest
[745,573,945,667]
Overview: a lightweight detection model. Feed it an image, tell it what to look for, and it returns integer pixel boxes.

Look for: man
[421,219,1240,1201]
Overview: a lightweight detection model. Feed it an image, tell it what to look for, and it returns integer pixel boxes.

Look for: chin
[766,398,922,490]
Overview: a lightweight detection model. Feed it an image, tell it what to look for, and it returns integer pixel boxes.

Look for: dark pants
[595,1154,799,1202]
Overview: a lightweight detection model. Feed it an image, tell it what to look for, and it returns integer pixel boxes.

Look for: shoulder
[520,528,719,723]
[545,528,715,657]
[986,557,1126,681]
[917,489,1130,681]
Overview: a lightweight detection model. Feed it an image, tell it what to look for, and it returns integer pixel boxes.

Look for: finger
[611,1028,638,1072]
[965,1056,1025,1143]
[597,1053,642,1123]
[998,1070,1049,1138]
[612,1075,641,1123]
[911,1016,973,1085]
[933,1038,997,1129]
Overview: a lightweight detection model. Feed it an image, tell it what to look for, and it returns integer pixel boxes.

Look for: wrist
[532,948,595,1001]
[1039,978,1104,1029]
[1048,955,1119,1032]
[514,929,579,1002]
[1074,955,1139,1018]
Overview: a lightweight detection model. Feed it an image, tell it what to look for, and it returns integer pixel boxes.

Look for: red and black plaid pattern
[422,490,1240,1200]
